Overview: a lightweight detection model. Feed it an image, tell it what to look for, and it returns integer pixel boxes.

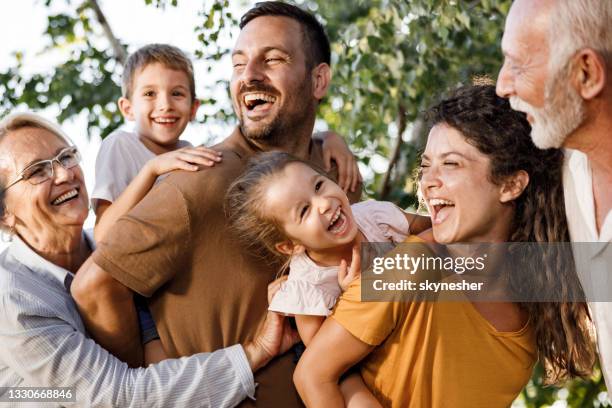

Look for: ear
[311,63,331,100]
[275,240,306,256]
[118,97,135,121]
[499,170,529,203]
[572,49,607,100]
[190,98,201,121]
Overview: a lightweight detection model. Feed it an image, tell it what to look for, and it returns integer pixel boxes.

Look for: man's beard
[509,63,585,149]
[237,78,313,148]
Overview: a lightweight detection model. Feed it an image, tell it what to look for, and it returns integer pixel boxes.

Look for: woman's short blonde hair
[0,112,73,146]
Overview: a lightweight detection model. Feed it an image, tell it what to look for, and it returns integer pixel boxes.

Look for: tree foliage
[0,2,608,405]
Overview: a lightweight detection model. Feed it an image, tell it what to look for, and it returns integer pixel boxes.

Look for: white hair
[549,0,612,70]
[0,112,74,146]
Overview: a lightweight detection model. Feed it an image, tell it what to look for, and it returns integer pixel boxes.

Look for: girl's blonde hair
[225,151,327,269]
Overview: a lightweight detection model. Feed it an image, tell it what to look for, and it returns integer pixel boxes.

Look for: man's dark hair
[239,1,331,68]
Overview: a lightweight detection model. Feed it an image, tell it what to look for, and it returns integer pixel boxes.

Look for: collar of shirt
[564,149,611,258]
[8,229,95,292]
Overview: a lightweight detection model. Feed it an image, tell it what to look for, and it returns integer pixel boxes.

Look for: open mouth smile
[51,188,79,206]
[428,198,455,225]
[327,206,349,235]
[243,92,277,112]
[152,117,179,125]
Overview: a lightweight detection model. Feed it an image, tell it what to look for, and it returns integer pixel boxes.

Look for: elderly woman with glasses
[0,112,297,407]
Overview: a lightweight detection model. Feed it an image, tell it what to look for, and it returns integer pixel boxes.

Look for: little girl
[225,151,430,407]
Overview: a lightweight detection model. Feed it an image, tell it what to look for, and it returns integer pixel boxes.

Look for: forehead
[132,62,191,88]
[502,0,551,59]
[424,123,483,159]
[263,162,317,210]
[234,16,305,57]
[0,127,68,172]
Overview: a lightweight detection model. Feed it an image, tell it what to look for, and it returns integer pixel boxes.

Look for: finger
[183,148,223,162]
[337,259,348,285]
[340,156,351,191]
[176,153,217,167]
[351,160,361,193]
[323,148,332,172]
[349,245,361,277]
[344,157,354,192]
[172,160,199,172]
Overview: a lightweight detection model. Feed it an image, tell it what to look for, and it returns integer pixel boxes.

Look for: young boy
[92,43,362,366]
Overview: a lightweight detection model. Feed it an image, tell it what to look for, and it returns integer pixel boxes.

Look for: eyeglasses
[2,146,81,192]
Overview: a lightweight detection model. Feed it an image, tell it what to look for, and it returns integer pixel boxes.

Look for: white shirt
[91,130,191,205]
[563,148,612,387]
[0,232,255,407]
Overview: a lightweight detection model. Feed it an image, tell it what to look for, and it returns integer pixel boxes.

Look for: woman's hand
[243,311,300,372]
[317,131,362,193]
[145,146,222,177]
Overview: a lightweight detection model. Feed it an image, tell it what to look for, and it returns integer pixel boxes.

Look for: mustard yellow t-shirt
[331,236,536,408]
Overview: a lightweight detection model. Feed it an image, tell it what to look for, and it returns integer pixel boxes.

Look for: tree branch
[88,0,127,66]
[379,102,407,200]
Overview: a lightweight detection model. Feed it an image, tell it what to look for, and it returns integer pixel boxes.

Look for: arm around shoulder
[72,256,143,367]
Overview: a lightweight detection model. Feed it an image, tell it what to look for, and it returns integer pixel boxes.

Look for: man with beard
[72,2,361,406]
[496,0,612,387]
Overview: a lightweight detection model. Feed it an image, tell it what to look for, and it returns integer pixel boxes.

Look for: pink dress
[268,200,411,316]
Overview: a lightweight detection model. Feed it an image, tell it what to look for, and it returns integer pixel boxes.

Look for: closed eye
[443,161,458,166]
[300,205,309,220]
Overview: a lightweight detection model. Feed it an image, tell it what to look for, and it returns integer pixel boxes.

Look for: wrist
[142,160,159,179]
[243,341,271,372]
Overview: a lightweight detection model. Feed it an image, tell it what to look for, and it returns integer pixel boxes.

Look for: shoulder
[352,200,409,242]
[162,141,249,200]
[352,200,404,219]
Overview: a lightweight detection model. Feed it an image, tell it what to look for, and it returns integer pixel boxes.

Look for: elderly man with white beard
[496,0,612,388]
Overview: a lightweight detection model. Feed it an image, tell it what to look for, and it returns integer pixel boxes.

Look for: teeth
[153,117,177,123]
[429,198,454,206]
[329,212,346,234]
[52,189,78,205]
[329,207,341,226]
[243,93,277,106]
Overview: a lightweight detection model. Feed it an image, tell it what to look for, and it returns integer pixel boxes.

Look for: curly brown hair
[426,84,595,384]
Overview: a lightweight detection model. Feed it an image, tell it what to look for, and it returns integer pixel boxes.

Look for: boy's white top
[91,129,191,205]
[562,148,612,388]
[269,200,410,316]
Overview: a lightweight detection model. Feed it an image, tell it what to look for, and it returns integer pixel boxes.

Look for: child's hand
[267,275,288,305]
[317,131,362,193]
[338,243,362,292]
[146,146,222,177]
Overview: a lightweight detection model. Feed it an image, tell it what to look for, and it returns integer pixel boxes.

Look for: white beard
[509,69,585,149]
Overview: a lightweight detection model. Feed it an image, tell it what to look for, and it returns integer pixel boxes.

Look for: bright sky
[0,0,251,228]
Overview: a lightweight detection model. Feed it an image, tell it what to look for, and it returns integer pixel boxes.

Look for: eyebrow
[421,152,473,161]
[22,146,69,169]
[232,46,291,58]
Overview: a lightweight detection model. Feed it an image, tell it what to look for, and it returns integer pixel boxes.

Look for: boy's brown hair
[121,43,196,101]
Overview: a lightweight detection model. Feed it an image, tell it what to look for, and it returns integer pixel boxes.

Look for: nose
[156,91,172,111]
[314,195,332,214]
[52,160,75,184]
[242,59,266,85]
[419,164,442,192]
[496,61,515,99]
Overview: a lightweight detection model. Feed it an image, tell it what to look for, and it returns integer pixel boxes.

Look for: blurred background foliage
[0,1,609,405]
